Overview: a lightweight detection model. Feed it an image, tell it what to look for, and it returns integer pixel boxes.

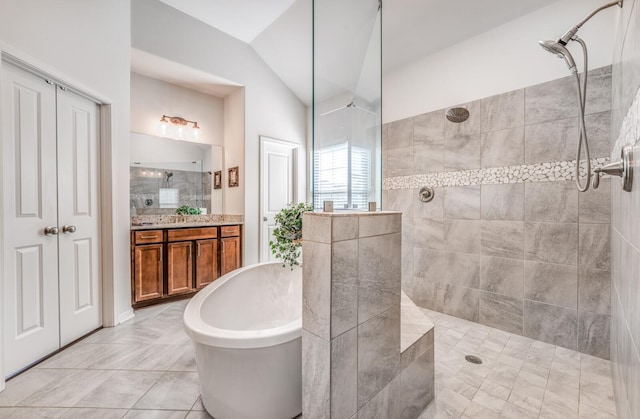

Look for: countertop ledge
[131,221,243,231]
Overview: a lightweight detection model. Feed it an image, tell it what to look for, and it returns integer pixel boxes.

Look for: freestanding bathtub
[183,261,302,419]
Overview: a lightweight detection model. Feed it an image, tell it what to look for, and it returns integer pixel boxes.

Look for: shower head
[538,40,577,72]
[165,172,174,182]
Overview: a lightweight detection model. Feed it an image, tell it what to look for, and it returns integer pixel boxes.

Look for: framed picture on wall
[213,171,222,189]
[228,166,239,187]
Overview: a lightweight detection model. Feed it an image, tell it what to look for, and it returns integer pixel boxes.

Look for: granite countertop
[131,221,243,231]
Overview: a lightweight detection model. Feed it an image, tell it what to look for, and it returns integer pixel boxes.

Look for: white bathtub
[183,261,302,419]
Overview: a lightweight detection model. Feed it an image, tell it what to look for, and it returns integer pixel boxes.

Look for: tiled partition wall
[610,0,640,417]
[382,66,612,359]
[301,212,434,419]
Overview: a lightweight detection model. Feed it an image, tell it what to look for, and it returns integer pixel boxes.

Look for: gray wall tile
[524,261,578,309]
[579,223,611,270]
[331,240,358,338]
[444,134,481,171]
[414,142,444,174]
[332,217,359,242]
[524,222,578,265]
[524,300,577,350]
[303,214,331,243]
[444,186,480,220]
[413,218,444,250]
[356,374,401,419]
[399,346,435,419]
[480,256,524,298]
[481,126,524,168]
[302,330,330,419]
[358,234,401,324]
[578,268,611,315]
[386,188,414,218]
[444,219,481,254]
[579,178,611,223]
[481,221,524,259]
[481,184,524,220]
[303,241,332,340]
[441,285,480,322]
[359,214,401,238]
[482,89,525,132]
[388,118,413,149]
[413,110,444,144]
[357,308,401,409]
[525,117,578,163]
[479,292,524,335]
[578,311,610,360]
[524,181,578,223]
[525,75,576,125]
[331,328,358,419]
[413,249,480,289]
[386,146,414,177]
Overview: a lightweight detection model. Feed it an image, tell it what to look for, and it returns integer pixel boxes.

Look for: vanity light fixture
[159,115,201,140]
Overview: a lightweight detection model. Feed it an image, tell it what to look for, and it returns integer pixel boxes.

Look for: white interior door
[260,138,297,262]
[56,89,101,347]
[1,62,61,375]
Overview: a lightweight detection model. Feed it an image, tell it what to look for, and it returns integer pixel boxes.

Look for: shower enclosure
[312,0,382,210]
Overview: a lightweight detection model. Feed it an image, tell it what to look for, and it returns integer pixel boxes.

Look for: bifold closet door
[2,62,102,376]
[56,89,101,347]
[1,62,61,375]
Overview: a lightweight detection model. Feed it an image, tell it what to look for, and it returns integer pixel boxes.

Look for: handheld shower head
[538,40,577,72]
[165,172,174,182]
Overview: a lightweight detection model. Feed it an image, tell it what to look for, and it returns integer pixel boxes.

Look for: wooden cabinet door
[220,237,241,276]
[134,244,163,302]
[196,239,218,288]
[167,242,194,295]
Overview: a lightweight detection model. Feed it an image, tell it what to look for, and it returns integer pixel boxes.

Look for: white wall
[0,0,131,389]
[383,0,618,122]
[131,72,225,147]
[224,88,246,215]
[132,0,308,264]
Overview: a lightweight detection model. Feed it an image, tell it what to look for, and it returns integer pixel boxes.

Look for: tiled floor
[0,300,617,419]
[417,308,617,419]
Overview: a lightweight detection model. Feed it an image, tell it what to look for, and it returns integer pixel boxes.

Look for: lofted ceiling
[153,0,560,104]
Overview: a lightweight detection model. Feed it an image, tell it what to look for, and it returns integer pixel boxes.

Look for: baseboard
[118,308,135,325]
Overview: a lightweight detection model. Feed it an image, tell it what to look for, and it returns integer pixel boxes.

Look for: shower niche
[130,132,224,215]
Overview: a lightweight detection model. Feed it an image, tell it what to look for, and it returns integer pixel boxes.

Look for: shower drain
[465,355,483,365]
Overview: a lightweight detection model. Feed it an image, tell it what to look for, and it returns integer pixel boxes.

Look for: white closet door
[1,63,60,376]
[56,89,101,347]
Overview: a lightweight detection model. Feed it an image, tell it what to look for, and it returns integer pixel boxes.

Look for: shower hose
[573,36,591,192]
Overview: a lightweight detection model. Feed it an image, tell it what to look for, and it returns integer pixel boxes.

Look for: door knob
[44,226,59,236]
[61,225,77,234]
[263,217,268,221]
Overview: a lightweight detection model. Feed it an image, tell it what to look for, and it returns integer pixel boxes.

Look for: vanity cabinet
[220,226,241,276]
[131,224,242,307]
[133,230,164,303]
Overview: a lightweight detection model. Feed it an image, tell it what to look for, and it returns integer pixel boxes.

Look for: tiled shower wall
[610,0,640,417]
[130,166,211,215]
[382,66,612,359]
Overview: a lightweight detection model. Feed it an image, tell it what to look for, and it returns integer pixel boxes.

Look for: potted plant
[175,205,202,215]
[270,202,314,268]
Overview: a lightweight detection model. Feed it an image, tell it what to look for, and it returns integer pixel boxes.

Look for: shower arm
[559,0,622,45]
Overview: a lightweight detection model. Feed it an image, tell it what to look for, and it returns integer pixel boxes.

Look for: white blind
[313,142,371,210]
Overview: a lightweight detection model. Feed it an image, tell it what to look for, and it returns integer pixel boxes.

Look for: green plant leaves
[175,205,202,215]
[269,202,313,268]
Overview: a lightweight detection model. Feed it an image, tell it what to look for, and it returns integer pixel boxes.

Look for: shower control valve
[593,145,633,192]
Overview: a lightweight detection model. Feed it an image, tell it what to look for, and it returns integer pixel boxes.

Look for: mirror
[129,132,224,215]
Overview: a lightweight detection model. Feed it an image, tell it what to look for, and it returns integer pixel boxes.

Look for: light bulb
[177,126,184,138]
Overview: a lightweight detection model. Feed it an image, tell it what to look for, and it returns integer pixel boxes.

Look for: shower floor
[0,300,616,419]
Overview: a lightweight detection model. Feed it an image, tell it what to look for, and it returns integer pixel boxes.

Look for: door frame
[259,136,300,262]
[0,48,116,389]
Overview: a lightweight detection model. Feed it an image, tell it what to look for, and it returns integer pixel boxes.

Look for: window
[313,142,371,210]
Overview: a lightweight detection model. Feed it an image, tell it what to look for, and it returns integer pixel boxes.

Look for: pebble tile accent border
[383,157,610,190]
